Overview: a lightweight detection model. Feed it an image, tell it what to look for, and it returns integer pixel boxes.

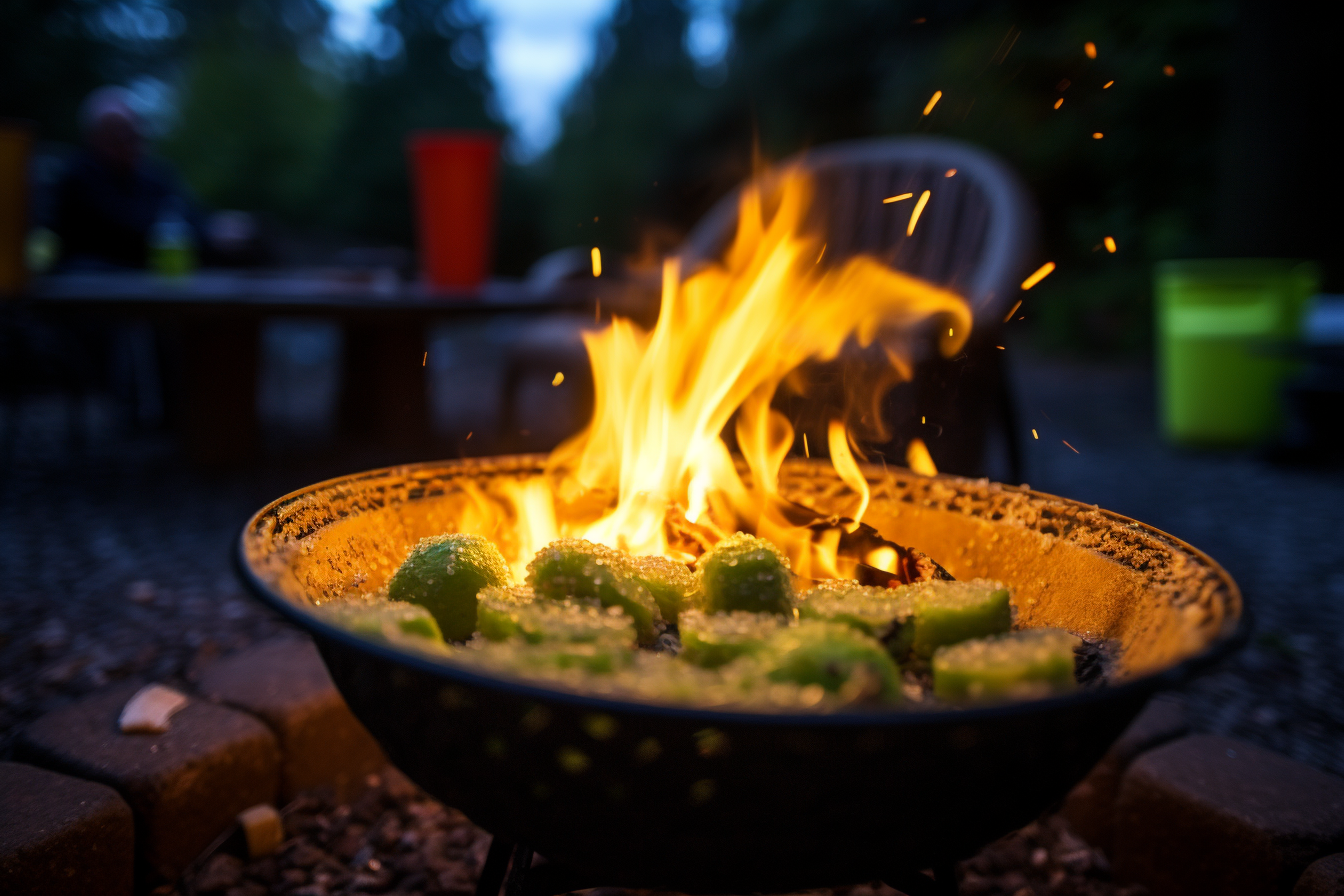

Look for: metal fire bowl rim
[234,453,1249,727]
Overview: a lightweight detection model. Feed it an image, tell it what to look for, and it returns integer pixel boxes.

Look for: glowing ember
[907,190,932,235]
[1092,132,1104,140]
[1084,41,1097,59]
[944,168,957,178]
[1163,65,1175,76]
[923,90,943,115]
[1053,98,1064,109]
[552,372,565,386]
[905,438,938,476]
[1020,262,1055,290]
[1103,80,1114,89]
[591,247,603,277]
[1104,236,1117,253]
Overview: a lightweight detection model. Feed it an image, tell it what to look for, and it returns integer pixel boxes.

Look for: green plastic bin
[1156,259,1318,445]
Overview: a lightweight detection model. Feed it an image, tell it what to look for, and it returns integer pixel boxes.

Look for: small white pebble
[237,804,284,857]
[118,684,188,734]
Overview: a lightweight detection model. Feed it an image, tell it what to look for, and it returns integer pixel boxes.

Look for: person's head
[79,86,141,171]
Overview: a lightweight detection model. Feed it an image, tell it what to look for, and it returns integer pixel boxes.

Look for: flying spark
[1032,429,1038,439]
[923,90,943,115]
[1021,262,1056,290]
[803,433,810,458]
[1092,132,1104,139]
[1104,236,1117,253]
[1063,440,1079,453]
[907,190,931,235]
[422,352,427,366]
[883,193,914,204]
[945,168,957,177]
[1084,41,1097,59]
[552,372,565,386]
[591,247,602,277]
[1103,80,1114,89]
[1003,298,1024,322]
[1054,98,1064,109]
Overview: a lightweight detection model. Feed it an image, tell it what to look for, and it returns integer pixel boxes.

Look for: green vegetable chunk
[679,608,788,668]
[630,555,698,623]
[907,579,1013,658]
[388,534,511,641]
[315,599,445,648]
[932,628,1081,701]
[476,586,636,647]
[756,620,901,700]
[525,539,661,645]
[797,580,917,656]
[698,532,794,615]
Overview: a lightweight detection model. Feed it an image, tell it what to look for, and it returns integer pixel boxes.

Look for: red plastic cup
[407,131,500,291]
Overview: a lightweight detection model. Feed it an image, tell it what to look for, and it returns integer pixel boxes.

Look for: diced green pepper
[476,586,636,647]
[906,579,1013,658]
[388,533,510,641]
[630,554,698,623]
[679,608,787,668]
[697,533,794,615]
[315,599,445,648]
[526,539,661,645]
[755,620,901,700]
[932,628,1080,701]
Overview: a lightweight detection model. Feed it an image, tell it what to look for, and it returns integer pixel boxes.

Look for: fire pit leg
[476,836,515,896]
[504,844,535,896]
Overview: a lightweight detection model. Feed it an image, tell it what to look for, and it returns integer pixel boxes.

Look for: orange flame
[456,167,973,578]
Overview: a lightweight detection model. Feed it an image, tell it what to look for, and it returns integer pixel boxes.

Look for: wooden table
[24,271,657,464]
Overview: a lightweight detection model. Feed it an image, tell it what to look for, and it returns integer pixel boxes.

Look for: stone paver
[0,761,134,896]
[1296,854,1344,896]
[1061,695,1189,849]
[197,637,385,802]
[15,680,280,881]
[1113,735,1344,896]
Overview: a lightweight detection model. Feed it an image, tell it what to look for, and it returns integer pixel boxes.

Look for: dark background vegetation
[4,0,1340,353]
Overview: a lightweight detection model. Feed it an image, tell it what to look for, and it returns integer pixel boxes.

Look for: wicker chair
[679,136,1038,479]
[504,136,1037,478]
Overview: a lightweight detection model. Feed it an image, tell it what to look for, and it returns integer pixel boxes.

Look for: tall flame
[531,166,972,573]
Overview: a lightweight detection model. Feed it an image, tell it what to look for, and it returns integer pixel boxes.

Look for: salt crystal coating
[629,554,699,623]
[797,580,918,654]
[388,534,510,641]
[749,620,902,700]
[932,628,1080,701]
[476,585,636,646]
[697,532,794,615]
[679,608,788,668]
[525,539,661,644]
[904,578,1013,658]
[314,599,444,648]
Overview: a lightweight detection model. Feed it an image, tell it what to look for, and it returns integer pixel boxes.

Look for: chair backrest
[678,136,1037,330]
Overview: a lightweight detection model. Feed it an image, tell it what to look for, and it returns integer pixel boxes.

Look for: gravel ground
[2,347,1342,895]
[1008,351,1344,776]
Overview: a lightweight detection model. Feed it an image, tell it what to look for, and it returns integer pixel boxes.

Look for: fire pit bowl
[236,454,1243,894]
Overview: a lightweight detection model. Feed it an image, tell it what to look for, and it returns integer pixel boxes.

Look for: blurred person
[50,86,203,270]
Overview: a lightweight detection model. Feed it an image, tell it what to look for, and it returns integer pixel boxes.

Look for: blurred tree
[311,0,502,246]
[541,0,1236,354]
[0,0,184,141]
[159,0,339,222]
[538,0,712,259]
